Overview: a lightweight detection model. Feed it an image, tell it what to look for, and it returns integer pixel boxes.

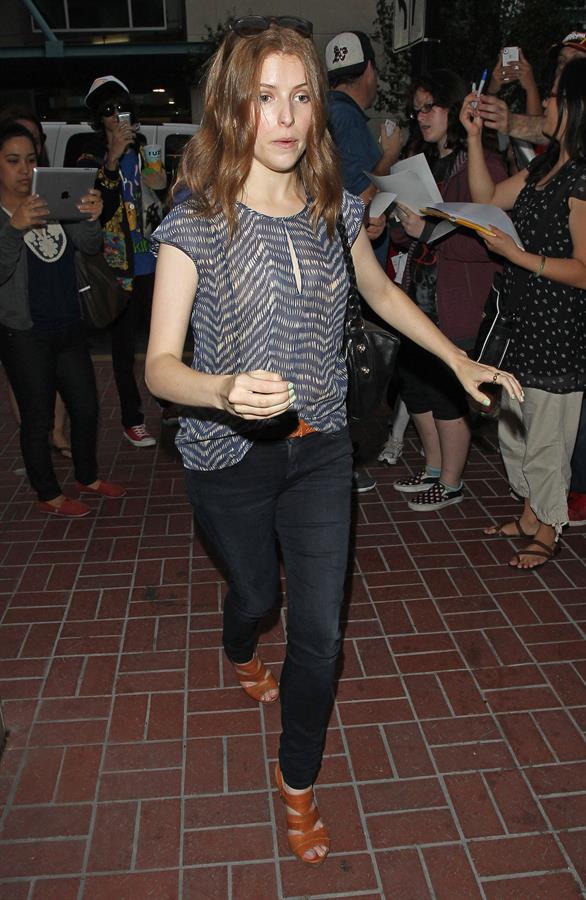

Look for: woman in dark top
[145,21,522,865]
[0,122,126,517]
[390,70,507,513]
[461,56,586,567]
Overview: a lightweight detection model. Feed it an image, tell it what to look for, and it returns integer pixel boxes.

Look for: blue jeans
[571,396,586,493]
[185,427,353,789]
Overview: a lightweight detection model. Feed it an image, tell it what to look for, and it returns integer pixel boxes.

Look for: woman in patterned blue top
[461,56,586,569]
[146,17,522,866]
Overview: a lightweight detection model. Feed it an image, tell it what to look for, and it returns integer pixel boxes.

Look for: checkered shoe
[393,470,439,494]
[407,482,464,511]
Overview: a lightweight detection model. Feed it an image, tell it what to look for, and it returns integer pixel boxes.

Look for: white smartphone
[502,46,520,67]
[384,118,397,137]
[118,111,131,126]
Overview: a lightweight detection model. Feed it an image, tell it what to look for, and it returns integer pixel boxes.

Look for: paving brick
[384,722,435,777]
[0,839,86,878]
[135,798,181,869]
[483,873,582,898]
[183,823,274,865]
[422,715,500,745]
[498,713,555,765]
[484,769,546,833]
[423,843,483,899]
[87,802,137,871]
[227,734,269,791]
[559,830,586,884]
[98,769,181,801]
[29,878,81,899]
[469,834,566,876]
[12,747,62,804]
[369,806,459,848]
[533,709,586,761]
[359,777,444,814]
[444,773,504,838]
[55,745,102,803]
[280,851,378,896]
[345,725,394,781]
[1,803,91,839]
[83,871,179,900]
[542,793,586,829]
[403,673,452,719]
[438,670,486,715]
[377,848,431,899]
[109,693,148,743]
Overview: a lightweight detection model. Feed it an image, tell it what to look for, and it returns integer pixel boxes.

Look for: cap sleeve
[150,201,209,264]
[340,190,365,246]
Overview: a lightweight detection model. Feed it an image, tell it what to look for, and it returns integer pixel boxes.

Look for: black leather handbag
[337,216,400,422]
[75,250,128,329]
[472,272,513,368]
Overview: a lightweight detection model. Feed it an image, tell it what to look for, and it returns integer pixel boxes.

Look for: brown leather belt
[287,418,317,438]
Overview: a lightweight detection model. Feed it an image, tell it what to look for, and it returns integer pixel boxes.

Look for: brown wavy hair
[175,24,343,238]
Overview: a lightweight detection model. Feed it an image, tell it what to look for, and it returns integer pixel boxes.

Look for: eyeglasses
[229,16,313,38]
[100,103,125,118]
[409,102,437,119]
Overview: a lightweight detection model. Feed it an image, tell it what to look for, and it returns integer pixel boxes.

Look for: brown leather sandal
[484,519,537,538]
[275,763,330,866]
[510,538,561,569]
[233,654,279,704]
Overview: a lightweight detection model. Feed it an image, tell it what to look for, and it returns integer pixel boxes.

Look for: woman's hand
[482,224,523,264]
[10,194,49,231]
[516,50,537,92]
[106,121,134,166]
[451,354,524,406]
[460,92,484,138]
[395,203,425,239]
[78,188,103,222]
[219,369,294,420]
[365,212,387,241]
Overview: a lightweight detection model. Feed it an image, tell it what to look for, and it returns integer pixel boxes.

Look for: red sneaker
[76,480,127,498]
[568,491,586,527]
[38,497,91,518]
[123,425,156,447]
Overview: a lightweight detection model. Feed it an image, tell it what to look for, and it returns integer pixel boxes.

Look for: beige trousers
[498,388,583,533]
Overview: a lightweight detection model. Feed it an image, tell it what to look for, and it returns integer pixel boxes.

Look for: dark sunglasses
[229,16,313,38]
[99,103,125,118]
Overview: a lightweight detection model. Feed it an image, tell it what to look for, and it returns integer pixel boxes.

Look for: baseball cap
[85,75,130,110]
[549,31,586,59]
[325,31,375,81]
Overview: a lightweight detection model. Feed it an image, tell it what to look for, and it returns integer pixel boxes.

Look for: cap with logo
[84,76,130,111]
[325,31,375,81]
[549,31,586,59]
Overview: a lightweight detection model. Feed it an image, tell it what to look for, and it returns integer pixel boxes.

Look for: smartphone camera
[502,46,520,67]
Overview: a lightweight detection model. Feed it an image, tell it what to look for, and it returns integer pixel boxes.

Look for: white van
[43,122,198,181]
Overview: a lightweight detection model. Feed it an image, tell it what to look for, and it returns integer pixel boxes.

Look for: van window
[64,133,93,167]
[164,133,192,182]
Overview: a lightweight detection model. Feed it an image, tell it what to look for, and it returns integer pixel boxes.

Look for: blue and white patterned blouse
[151,190,364,471]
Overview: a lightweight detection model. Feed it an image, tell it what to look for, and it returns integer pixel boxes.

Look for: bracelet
[533,255,546,278]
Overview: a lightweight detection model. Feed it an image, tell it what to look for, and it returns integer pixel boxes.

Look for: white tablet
[31,167,98,221]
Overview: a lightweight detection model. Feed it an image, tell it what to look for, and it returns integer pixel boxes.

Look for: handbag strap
[336,214,365,337]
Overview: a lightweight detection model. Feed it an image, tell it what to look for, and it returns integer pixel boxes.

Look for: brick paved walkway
[1,363,585,899]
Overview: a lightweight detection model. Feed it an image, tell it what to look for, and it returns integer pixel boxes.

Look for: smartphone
[118,111,131,126]
[502,46,520,67]
[384,118,397,138]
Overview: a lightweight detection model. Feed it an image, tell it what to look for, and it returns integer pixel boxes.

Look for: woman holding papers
[461,56,586,568]
[390,69,507,511]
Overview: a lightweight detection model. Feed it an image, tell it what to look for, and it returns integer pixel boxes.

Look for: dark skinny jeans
[0,321,98,501]
[185,426,353,789]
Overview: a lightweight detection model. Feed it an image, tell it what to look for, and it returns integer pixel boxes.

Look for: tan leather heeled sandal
[233,654,279,704]
[275,763,330,866]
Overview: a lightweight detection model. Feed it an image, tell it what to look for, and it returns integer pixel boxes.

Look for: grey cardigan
[0,209,102,330]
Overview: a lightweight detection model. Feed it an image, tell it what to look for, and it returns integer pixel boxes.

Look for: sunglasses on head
[229,15,313,38]
[100,103,126,118]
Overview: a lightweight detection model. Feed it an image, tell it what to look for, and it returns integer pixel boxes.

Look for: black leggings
[0,321,99,501]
